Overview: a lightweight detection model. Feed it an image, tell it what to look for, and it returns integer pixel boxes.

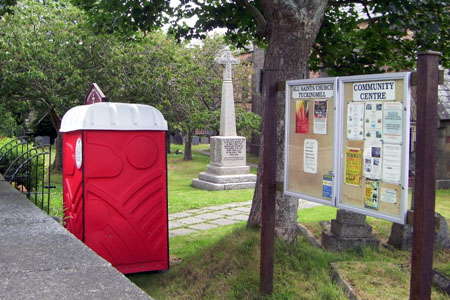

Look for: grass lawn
[167,144,256,213]
[129,191,450,299]
[43,143,449,299]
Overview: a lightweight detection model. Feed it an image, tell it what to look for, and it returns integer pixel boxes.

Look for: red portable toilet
[60,102,168,274]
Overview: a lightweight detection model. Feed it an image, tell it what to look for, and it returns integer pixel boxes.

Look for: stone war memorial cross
[192,49,257,190]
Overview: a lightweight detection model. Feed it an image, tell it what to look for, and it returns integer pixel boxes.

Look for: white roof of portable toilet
[60,102,168,132]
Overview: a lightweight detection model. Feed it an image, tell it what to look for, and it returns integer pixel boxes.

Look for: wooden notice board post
[260,70,278,295]
[410,51,441,300]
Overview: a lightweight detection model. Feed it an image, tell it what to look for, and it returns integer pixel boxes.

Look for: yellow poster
[345,148,363,185]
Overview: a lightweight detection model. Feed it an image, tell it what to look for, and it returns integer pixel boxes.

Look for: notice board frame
[284,77,339,206]
[337,72,411,224]
[284,73,411,224]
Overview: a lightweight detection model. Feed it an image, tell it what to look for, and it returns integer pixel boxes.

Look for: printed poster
[383,102,403,144]
[364,102,383,140]
[364,180,379,210]
[296,100,309,134]
[382,144,402,184]
[381,188,397,204]
[304,139,318,174]
[313,99,328,135]
[345,148,363,185]
[322,173,333,199]
[363,140,382,180]
[347,102,364,140]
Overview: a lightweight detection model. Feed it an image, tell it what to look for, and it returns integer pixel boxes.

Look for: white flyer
[313,99,328,135]
[347,102,364,140]
[363,140,382,180]
[383,102,403,144]
[382,143,402,184]
[304,139,318,174]
[364,102,383,140]
[381,188,397,204]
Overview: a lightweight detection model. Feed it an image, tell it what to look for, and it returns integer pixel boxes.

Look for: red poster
[296,100,309,134]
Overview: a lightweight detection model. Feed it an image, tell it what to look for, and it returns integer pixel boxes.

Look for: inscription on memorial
[223,139,245,161]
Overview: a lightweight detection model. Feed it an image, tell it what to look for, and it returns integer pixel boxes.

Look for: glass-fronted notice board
[284,78,338,206]
[284,73,411,224]
[337,73,411,224]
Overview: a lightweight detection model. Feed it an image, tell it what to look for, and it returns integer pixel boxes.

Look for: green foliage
[0,0,17,16]
[0,105,19,136]
[71,0,172,36]
[171,1,450,74]
[310,1,450,75]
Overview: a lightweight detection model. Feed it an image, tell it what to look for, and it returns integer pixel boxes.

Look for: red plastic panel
[62,131,84,240]
[83,130,168,273]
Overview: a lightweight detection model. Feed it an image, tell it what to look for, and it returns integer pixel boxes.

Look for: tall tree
[65,0,450,241]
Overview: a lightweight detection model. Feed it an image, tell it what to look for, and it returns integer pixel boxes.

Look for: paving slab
[176,216,204,225]
[169,221,184,229]
[183,208,212,215]
[170,228,198,237]
[196,212,226,220]
[189,223,219,231]
[169,212,192,220]
[217,209,244,216]
[227,214,249,221]
[232,207,251,213]
[209,218,241,226]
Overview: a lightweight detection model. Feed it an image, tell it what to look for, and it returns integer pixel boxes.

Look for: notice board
[284,73,411,224]
[338,73,410,224]
[284,78,338,206]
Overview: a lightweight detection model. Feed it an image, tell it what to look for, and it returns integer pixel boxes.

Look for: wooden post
[410,51,441,300]
[260,70,278,295]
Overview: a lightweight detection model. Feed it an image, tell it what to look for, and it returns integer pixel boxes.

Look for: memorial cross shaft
[215,49,240,136]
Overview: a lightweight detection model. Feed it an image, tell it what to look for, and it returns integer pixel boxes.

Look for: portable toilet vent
[60,102,168,274]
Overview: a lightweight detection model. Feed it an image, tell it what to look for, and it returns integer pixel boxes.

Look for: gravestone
[322,210,380,251]
[192,49,256,190]
[34,136,51,146]
[174,133,183,145]
[200,137,209,144]
[192,136,200,145]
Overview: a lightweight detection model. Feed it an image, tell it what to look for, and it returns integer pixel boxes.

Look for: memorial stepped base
[192,165,256,191]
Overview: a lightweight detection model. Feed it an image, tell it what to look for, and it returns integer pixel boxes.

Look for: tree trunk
[184,129,193,160]
[52,133,63,171]
[166,130,171,154]
[247,0,328,242]
[48,107,63,172]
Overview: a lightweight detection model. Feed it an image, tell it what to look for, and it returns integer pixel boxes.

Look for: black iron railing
[0,137,53,214]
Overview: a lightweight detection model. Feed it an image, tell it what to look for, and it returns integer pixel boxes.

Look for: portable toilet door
[60,102,169,274]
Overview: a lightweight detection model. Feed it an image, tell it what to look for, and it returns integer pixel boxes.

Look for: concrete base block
[322,230,380,251]
[330,219,373,238]
[388,213,450,250]
[199,172,256,184]
[336,209,366,225]
[206,164,251,176]
[191,179,255,191]
[191,179,224,191]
